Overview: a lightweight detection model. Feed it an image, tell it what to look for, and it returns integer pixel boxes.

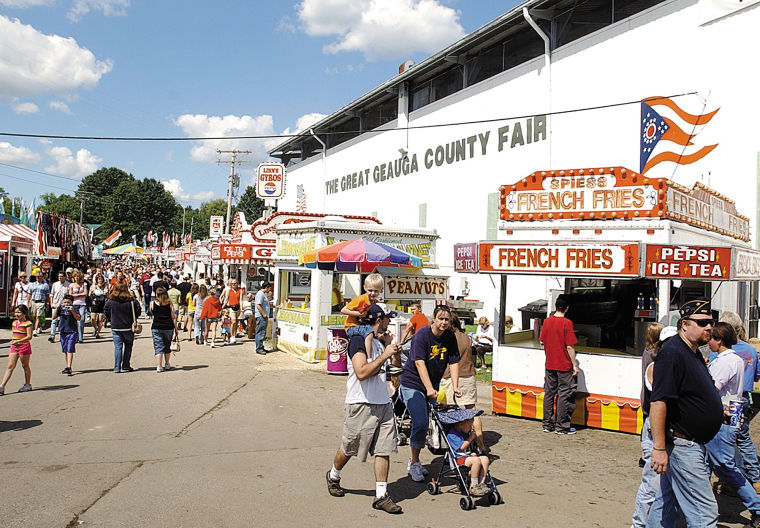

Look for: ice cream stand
[273,218,442,363]
[457,166,757,434]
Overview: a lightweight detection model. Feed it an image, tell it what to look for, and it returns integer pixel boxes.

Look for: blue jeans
[75,305,86,342]
[735,397,760,483]
[255,317,267,352]
[112,330,134,372]
[194,315,204,343]
[143,293,152,317]
[399,385,433,450]
[706,424,760,513]
[346,324,373,340]
[151,329,174,355]
[50,310,60,339]
[632,417,662,527]
[645,437,717,528]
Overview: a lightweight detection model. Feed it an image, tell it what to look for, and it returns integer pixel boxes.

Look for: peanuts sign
[384,275,448,300]
[645,245,730,279]
[479,242,640,277]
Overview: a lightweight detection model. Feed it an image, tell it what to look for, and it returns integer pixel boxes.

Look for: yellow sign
[276,235,317,259]
[277,309,310,326]
[321,314,347,326]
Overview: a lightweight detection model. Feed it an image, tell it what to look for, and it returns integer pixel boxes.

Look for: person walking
[325,304,403,514]
[150,287,177,372]
[221,278,245,342]
[29,273,50,336]
[48,270,70,343]
[11,271,31,309]
[646,299,724,528]
[201,288,223,348]
[254,281,272,355]
[104,282,142,373]
[0,304,33,394]
[68,270,88,343]
[399,304,461,482]
[89,274,107,339]
[193,284,208,345]
[539,297,579,435]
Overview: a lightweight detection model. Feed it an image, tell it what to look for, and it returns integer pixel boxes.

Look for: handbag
[130,300,143,334]
[170,332,181,353]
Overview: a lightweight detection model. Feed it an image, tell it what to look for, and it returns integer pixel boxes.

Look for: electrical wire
[0,92,698,142]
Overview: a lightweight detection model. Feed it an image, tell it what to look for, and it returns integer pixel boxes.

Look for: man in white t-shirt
[325,304,403,514]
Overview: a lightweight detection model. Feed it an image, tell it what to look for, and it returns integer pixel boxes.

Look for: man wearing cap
[48,271,71,342]
[646,299,724,528]
[325,304,403,514]
[29,273,50,336]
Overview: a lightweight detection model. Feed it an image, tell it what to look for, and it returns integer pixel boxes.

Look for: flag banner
[103,229,122,247]
[640,96,719,174]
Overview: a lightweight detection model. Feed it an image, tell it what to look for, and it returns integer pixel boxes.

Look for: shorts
[10,343,32,356]
[60,332,77,354]
[440,375,478,406]
[30,301,46,318]
[91,302,105,314]
[178,305,187,318]
[222,328,231,335]
[187,311,195,318]
[340,402,397,462]
[206,318,219,324]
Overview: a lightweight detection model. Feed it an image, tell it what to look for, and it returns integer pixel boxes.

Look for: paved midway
[0,319,756,527]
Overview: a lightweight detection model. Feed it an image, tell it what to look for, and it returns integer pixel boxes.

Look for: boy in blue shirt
[53,295,80,376]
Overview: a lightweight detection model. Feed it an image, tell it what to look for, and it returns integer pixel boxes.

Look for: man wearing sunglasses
[646,299,724,528]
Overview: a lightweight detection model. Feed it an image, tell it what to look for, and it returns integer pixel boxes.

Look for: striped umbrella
[299,238,422,272]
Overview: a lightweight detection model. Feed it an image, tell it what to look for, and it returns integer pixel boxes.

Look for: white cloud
[174,113,276,163]
[161,178,215,202]
[0,0,52,6]
[49,101,72,114]
[0,141,40,165]
[280,112,327,139]
[276,15,296,34]
[68,0,130,22]
[13,102,38,114]
[42,141,101,179]
[0,16,113,100]
[297,0,464,61]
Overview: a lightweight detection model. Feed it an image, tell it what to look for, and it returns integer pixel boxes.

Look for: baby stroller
[388,365,411,445]
[426,403,502,510]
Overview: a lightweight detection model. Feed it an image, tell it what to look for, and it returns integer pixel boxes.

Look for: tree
[39,193,80,220]
[78,167,136,224]
[195,199,233,239]
[236,185,265,223]
[100,178,180,242]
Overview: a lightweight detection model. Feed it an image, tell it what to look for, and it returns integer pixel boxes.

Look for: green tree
[236,185,265,223]
[39,192,80,220]
[195,199,233,240]
[78,167,136,224]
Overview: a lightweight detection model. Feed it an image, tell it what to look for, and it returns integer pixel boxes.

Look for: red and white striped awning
[213,258,271,265]
[0,223,36,241]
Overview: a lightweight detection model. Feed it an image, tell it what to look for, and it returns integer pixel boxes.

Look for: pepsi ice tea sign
[256,162,286,199]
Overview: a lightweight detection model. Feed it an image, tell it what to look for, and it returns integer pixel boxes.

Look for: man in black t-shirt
[177,275,192,331]
[646,299,724,527]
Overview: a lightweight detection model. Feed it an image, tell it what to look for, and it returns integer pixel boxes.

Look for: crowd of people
[1,262,275,393]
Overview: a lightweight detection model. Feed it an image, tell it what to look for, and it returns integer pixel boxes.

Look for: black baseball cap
[364,304,398,324]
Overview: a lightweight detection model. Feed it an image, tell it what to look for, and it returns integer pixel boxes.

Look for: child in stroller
[427,404,501,510]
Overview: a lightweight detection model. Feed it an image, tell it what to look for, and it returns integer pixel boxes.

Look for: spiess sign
[256,162,286,199]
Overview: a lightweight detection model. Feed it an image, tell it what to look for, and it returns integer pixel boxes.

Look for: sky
[0,0,517,209]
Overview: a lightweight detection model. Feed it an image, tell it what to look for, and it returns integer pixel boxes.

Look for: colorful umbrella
[103,242,142,255]
[299,238,422,272]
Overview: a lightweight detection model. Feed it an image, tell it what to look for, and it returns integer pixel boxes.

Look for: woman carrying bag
[151,286,177,372]
[104,282,142,373]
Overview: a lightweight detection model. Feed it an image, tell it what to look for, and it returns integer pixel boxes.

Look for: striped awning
[0,223,36,241]
[213,258,271,265]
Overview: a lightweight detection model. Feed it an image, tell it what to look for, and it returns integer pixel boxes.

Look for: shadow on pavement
[177,364,209,371]
[37,384,79,391]
[75,368,119,375]
[0,419,43,432]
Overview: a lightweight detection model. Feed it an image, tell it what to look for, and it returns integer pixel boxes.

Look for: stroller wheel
[397,434,407,446]
[488,489,502,505]
[427,481,439,495]
[460,496,474,511]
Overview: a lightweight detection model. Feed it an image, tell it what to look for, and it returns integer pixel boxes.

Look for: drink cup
[729,399,744,428]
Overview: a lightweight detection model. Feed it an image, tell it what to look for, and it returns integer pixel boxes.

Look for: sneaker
[33,329,39,336]
[164,364,172,371]
[195,337,200,345]
[407,458,429,476]
[325,471,344,497]
[0,385,4,395]
[542,427,554,433]
[157,366,164,373]
[469,484,488,497]
[230,336,236,344]
[372,493,402,514]
[48,336,54,343]
[555,427,577,435]
[62,367,71,375]
[210,342,216,348]
[18,384,32,392]
[408,461,425,482]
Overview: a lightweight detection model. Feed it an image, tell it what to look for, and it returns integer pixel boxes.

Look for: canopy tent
[103,242,142,255]
[299,238,422,273]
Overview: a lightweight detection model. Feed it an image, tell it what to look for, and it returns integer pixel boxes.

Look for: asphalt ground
[0,318,757,527]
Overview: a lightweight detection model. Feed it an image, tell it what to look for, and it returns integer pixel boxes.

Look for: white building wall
[277,0,759,320]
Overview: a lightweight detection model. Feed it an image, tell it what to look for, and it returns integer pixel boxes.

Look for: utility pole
[217,149,250,235]
[75,191,93,225]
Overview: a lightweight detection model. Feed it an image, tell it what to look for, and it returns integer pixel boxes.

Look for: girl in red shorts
[0,305,33,394]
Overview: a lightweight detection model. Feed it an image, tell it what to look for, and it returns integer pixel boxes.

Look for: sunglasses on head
[684,317,715,327]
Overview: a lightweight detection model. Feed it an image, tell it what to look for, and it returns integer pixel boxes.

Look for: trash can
[518,299,548,331]
[327,327,349,375]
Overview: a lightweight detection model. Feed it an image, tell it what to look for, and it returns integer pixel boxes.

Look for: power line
[0,92,698,142]
[0,161,83,182]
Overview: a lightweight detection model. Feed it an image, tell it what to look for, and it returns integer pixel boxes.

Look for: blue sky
[0,0,516,208]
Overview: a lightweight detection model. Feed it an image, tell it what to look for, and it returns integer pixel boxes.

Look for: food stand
[458,166,757,434]
[0,223,37,317]
[273,218,442,362]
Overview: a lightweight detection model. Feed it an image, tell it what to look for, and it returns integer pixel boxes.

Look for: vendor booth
[0,223,37,317]
[273,218,442,363]
[458,167,757,434]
